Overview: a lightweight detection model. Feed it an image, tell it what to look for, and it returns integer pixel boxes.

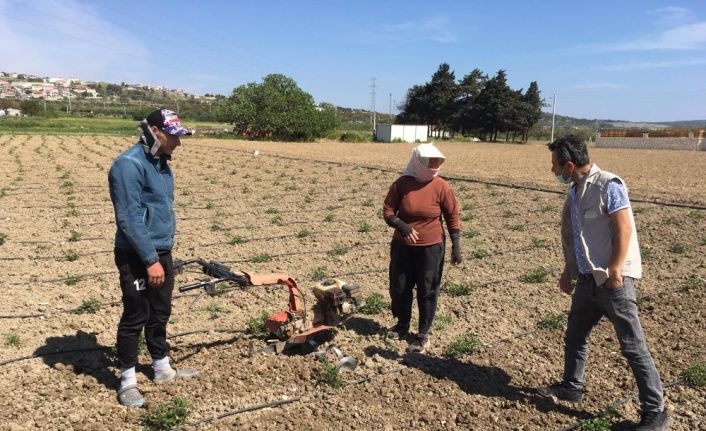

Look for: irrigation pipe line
[173,397,302,429]
[0,327,249,367]
[190,144,706,211]
[553,378,684,431]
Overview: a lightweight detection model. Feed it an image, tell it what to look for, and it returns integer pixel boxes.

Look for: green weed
[328,244,348,256]
[228,235,247,245]
[577,407,621,431]
[521,267,549,283]
[64,274,83,286]
[510,224,524,232]
[4,332,20,348]
[530,237,547,248]
[682,362,706,387]
[0,232,6,246]
[433,314,453,331]
[472,249,489,259]
[688,210,703,220]
[71,297,101,314]
[140,396,192,431]
[323,213,335,222]
[669,243,686,254]
[463,229,479,239]
[252,253,272,263]
[538,312,565,329]
[206,302,229,320]
[246,311,270,336]
[68,229,81,242]
[679,275,704,292]
[315,358,347,389]
[442,280,475,297]
[445,333,482,358]
[297,228,311,238]
[358,221,372,233]
[310,266,327,281]
[360,292,386,315]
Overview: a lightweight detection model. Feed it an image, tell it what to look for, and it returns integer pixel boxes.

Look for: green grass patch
[632,206,646,214]
[472,249,489,259]
[315,358,347,389]
[537,312,565,329]
[442,280,475,297]
[664,216,680,226]
[0,232,6,246]
[669,243,686,254]
[360,292,386,315]
[521,267,549,283]
[358,221,372,233]
[328,244,348,256]
[64,274,83,286]
[206,302,229,320]
[682,362,706,387]
[433,314,453,331]
[310,266,327,281]
[140,396,192,431]
[265,207,279,214]
[245,311,270,336]
[640,247,652,259]
[463,229,479,239]
[227,234,247,245]
[323,213,335,222]
[252,252,272,263]
[71,297,101,315]
[577,407,621,431]
[510,224,524,232]
[540,205,555,213]
[530,237,547,248]
[270,215,283,225]
[679,275,704,292]
[68,229,81,242]
[688,210,703,220]
[4,332,20,348]
[297,228,311,238]
[461,213,473,222]
[445,333,482,358]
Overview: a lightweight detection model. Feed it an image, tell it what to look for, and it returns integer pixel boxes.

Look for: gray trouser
[563,274,664,413]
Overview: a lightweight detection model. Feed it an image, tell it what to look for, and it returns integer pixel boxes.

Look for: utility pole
[370,78,376,133]
[43,98,46,114]
[389,93,392,116]
[550,93,556,142]
[67,91,71,114]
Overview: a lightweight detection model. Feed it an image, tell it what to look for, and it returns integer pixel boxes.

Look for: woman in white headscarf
[382,143,462,353]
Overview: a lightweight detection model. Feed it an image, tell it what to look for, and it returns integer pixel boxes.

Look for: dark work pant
[388,240,445,336]
[115,248,174,370]
[563,274,664,413]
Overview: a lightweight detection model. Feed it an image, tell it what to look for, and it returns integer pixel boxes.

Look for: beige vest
[561,164,642,285]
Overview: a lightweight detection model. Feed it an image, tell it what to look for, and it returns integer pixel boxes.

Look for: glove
[385,216,413,236]
[450,229,462,264]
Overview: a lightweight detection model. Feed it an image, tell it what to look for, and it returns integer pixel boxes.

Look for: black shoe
[406,335,429,354]
[386,325,409,340]
[537,382,584,403]
[636,410,671,431]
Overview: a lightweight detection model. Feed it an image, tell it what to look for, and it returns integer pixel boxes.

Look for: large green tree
[216,74,339,140]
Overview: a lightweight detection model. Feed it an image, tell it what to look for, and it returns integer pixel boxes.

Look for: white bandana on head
[402,143,446,182]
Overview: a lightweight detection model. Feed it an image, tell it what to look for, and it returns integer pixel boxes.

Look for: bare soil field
[0,135,704,430]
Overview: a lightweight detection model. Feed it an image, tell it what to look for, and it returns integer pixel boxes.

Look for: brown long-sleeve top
[383,175,461,246]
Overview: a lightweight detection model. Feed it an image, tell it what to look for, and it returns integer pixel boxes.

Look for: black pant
[115,248,174,369]
[388,240,445,336]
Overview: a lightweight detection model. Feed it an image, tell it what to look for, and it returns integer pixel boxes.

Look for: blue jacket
[108,143,175,265]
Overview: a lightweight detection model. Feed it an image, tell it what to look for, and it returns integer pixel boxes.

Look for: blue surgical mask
[555,165,572,185]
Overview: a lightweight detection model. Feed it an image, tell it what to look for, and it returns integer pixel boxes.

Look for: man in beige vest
[538,135,670,431]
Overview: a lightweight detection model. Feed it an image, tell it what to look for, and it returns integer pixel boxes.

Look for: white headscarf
[402,143,446,182]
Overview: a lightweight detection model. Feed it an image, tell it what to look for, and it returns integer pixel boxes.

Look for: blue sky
[1,0,704,122]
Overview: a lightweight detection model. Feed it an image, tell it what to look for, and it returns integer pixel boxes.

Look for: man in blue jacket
[109,108,197,407]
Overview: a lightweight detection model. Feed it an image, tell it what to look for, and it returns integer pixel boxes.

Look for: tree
[454,68,487,135]
[426,63,458,136]
[470,69,514,141]
[216,74,337,141]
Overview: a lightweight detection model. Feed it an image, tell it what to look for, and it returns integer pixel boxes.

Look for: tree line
[396,63,543,142]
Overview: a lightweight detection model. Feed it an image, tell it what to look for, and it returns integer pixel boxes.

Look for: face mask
[555,164,572,184]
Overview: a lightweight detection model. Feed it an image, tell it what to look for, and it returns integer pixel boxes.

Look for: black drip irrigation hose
[0,327,248,367]
[175,397,301,429]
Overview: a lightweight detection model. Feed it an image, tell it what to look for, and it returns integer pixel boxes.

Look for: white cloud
[572,82,628,90]
[354,15,458,46]
[648,6,694,26]
[0,0,153,82]
[594,58,706,71]
[597,21,706,51]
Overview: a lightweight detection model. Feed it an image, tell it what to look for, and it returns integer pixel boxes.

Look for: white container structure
[376,124,428,143]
